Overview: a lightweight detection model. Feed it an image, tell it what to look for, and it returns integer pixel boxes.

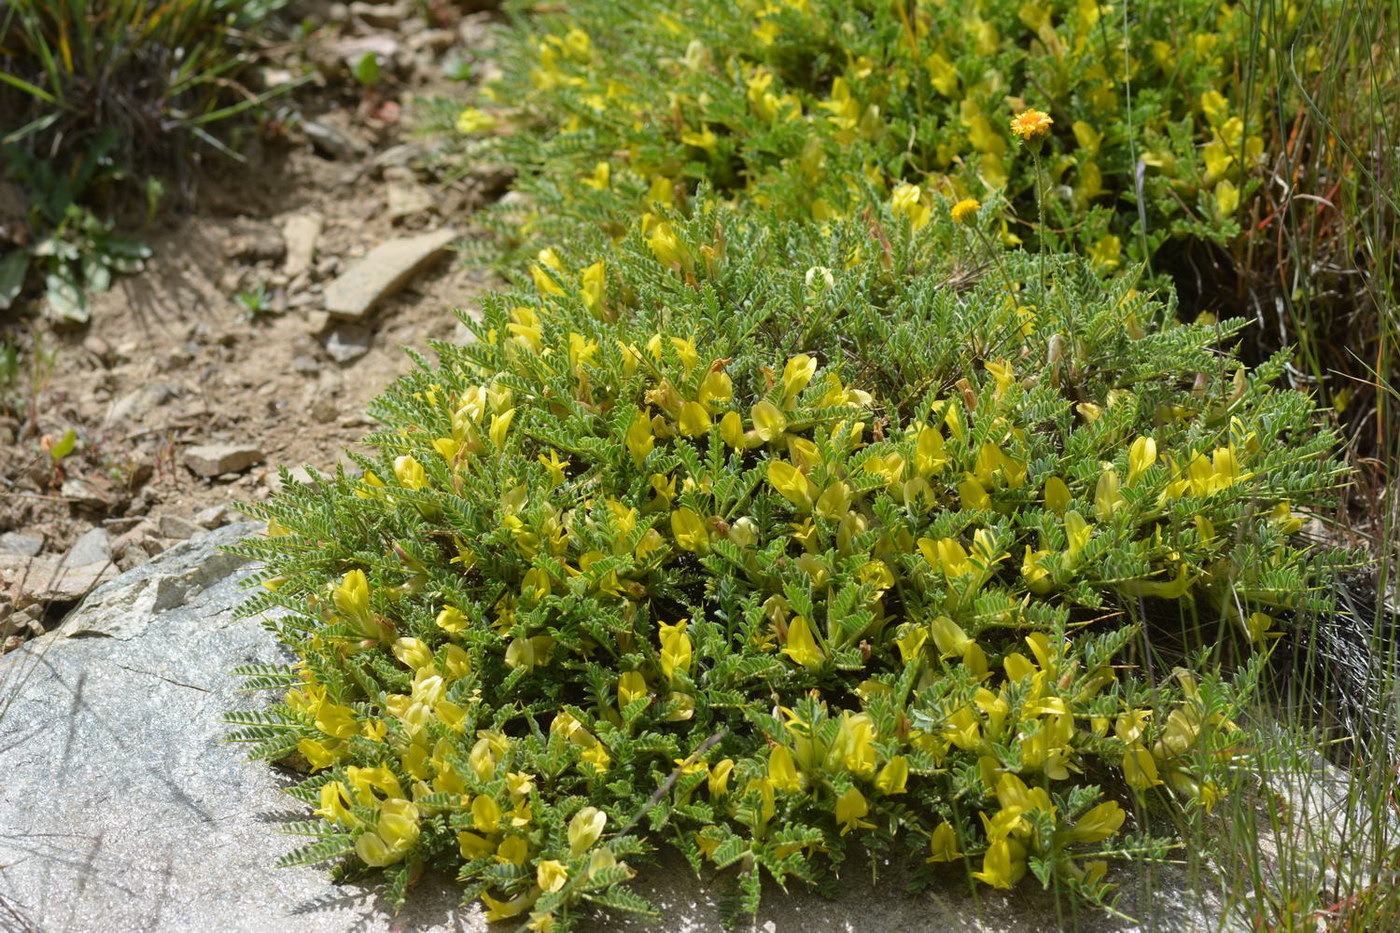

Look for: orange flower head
[1010,109,1053,142]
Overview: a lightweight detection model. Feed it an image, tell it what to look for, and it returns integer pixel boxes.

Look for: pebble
[385,167,435,220]
[158,514,206,540]
[0,532,44,557]
[322,227,457,319]
[62,527,112,568]
[60,478,111,511]
[184,443,265,477]
[304,119,369,161]
[194,505,231,529]
[323,324,372,362]
[282,212,324,277]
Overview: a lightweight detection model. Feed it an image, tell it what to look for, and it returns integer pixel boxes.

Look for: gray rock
[282,212,324,278]
[323,323,373,362]
[335,34,400,70]
[0,523,476,932]
[0,531,43,557]
[105,381,181,426]
[384,166,435,220]
[0,554,114,604]
[158,514,206,540]
[61,477,111,510]
[370,142,423,173]
[304,119,369,161]
[322,228,457,319]
[185,443,265,477]
[195,505,231,529]
[62,527,112,568]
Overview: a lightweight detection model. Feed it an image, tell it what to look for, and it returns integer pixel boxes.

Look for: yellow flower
[768,460,817,512]
[1010,108,1053,141]
[658,619,693,681]
[875,756,909,795]
[456,108,497,135]
[670,507,710,553]
[708,758,734,797]
[333,569,371,624]
[781,613,824,669]
[569,806,607,856]
[834,787,872,835]
[393,454,427,490]
[890,183,931,231]
[950,198,981,224]
[617,671,648,707]
[927,821,963,862]
[750,400,788,442]
[781,354,818,403]
[537,860,569,893]
[768,745,803,792]
[1064,800,1126,843]
[972,837,1026,888]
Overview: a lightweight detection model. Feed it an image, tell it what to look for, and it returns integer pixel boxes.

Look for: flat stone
[195,505,231,529]
[224,231,285,263]
[105,381,181,426]
[304,118,369,161]
[0,524,481,932]
[62,527,112,568]
[322,228,457,319]
[0,554,115,604]
[159,514,206,540]
[282,212,324,277]
[385,167,435,220]
[185,443,264,477]
[323,323,373,362]
[61,477,111,510]
[0,532,43,557]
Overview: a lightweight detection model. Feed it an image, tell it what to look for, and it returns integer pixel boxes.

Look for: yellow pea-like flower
[1127,436,1158,484]
[625,410,655,465]
[617,671,648,707]
[875,756,909,795]
[678,401,712,437]
[927,821,963,862]
[751,400,788,442]
[768,460,817,512]
[568,805,607,856]
[670,507,709,553]
[1043,475,1071,513]
[781,613,823,669]
[488,409,516,447]
[835,786,872,834]
[708,758,734,797]
[768,744,803,792]
[781,354,818,403]
[537,859,569,893]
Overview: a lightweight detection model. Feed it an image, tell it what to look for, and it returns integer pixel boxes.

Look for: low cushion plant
[230,186,1346,928]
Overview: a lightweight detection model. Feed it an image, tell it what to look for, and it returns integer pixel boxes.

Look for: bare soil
[0,5,507,644]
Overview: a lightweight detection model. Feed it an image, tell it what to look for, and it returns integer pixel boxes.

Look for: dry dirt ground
[0,5,508,648]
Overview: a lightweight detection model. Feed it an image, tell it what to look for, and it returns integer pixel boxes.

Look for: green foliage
[465,0,1327,267]
[0,0,291,318]
[233,187,1346,928]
